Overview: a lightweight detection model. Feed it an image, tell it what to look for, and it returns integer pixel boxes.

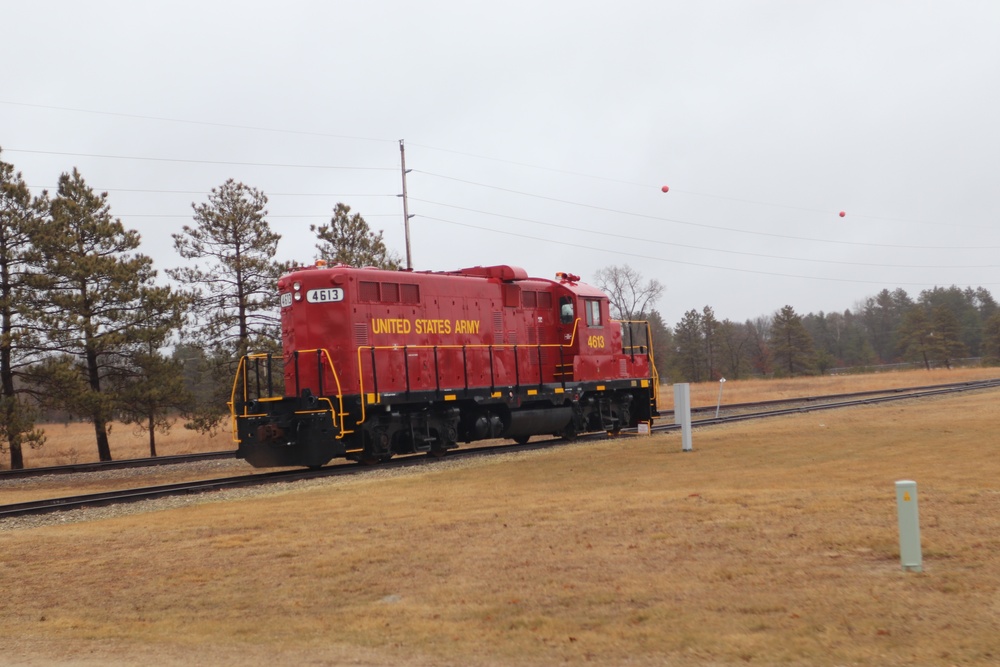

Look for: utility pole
[399,140,414,270]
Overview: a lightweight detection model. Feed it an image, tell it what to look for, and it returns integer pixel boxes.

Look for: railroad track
[3,378,998,520]
[0,449,237,480]
[0,439,559,520]
[676,377,1000,418]
[0,468,311,519]
[652,377,1000,433]
[6,378,995,481]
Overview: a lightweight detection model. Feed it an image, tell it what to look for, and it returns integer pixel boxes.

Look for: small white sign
[306,288,344,303]
[637,421,650,435]
[280,292,293,308]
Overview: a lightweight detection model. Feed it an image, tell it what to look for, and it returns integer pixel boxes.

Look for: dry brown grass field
[10,420,234,470]
[3,367,1000,666]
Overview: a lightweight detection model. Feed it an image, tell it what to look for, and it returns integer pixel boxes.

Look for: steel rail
[0,468,342,519]
[676,378,1000,417]
[0,450,238,480]
[651,379,1000,433]
[0,441,553,520]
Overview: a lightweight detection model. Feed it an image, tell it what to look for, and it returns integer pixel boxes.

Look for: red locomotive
[230,263,658,468]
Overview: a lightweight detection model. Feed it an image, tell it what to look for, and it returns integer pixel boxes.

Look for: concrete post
[896,480,922,572]
[673,383,692,452]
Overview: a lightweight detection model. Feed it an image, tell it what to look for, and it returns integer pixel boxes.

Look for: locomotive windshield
[585,299,602,326]
[559,297,574,324]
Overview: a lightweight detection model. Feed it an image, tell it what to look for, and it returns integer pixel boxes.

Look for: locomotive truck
[230,263,658,468]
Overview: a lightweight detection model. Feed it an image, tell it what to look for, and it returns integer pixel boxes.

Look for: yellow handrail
[354,319,582,428]
[294,348,352,437]
[615,319,659,410]
[229,349,353,442]
[228,355,248,442]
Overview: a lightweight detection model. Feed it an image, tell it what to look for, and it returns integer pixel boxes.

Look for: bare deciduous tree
[594,264,664,321]
[594,265,664,352]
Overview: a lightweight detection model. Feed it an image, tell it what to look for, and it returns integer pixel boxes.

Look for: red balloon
[839,211,846,217]
[661,185,670,193]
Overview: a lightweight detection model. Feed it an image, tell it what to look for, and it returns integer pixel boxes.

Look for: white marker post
[895,480,922,572]
[715,377,726,418]
[673,383,692,452]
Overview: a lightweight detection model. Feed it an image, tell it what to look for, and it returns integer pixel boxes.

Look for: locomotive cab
[552,273,618,380]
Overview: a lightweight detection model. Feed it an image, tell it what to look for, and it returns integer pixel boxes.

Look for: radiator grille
[354,323,369,346]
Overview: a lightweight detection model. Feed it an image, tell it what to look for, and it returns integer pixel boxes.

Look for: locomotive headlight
[294,292,303,302]
[292,281,302,292]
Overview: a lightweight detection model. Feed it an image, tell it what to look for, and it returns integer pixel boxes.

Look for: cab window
[559,297,574,324]
[586,299,602,327]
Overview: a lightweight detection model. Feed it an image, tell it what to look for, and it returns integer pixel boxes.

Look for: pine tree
[113,290,191,456]
[918,286,981,356]
[30,168,176,462]
[168,179,285,432]
[673,309,706,382]
[928,304,967,368]
[982,312,1000,364]
[897,307,934,370]
[312,202,401,269]
[646,309,673,382]
[0,148,46,469]
[701,306,721,380]
[769,305,816,377]
[860,288,911,363]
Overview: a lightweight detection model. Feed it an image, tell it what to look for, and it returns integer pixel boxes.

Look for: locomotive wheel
[357,430,386,466]
[560,426,577,442]
[357,452,380,466]
[429,424,458,458]
[513,435,531,445]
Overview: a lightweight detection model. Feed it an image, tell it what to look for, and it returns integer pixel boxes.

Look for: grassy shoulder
[3,376,1000,665]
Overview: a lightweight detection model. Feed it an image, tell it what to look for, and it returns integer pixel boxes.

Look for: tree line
[6,142,996,469]
[0,148,397,469]
[596,264,1000,384]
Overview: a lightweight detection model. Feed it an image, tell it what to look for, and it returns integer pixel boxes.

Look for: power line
[5,148,396,171]
[0,100,395,145]
[419,215,1000,287]
[411,173,1000,250]
[404,143,968,228]
[411,198,1000,269]
[118,213,399,219]
[28,185,397,198]
[1,99,982,230]
[406,141,652,188]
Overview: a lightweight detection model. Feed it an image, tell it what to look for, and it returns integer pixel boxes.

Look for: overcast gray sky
[4,1,1000,324]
